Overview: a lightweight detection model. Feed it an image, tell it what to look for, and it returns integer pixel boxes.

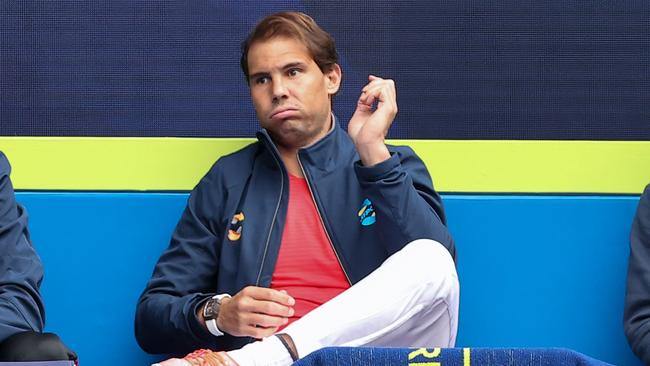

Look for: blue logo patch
[358,198,376,226]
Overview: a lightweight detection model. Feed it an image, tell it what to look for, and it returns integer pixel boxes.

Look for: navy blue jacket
[624,183,650,364]
[135,121,455,354]
[0,152,45,343]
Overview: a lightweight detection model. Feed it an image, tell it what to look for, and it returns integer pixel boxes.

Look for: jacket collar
[256,115,357,174]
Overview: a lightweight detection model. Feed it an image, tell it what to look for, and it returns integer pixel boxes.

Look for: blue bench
[15,192,641,365]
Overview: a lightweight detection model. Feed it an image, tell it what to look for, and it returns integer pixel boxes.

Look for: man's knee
[0,331,77,362]
[397,239,459,298]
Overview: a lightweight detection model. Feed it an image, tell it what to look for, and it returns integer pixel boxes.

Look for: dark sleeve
[134,172,226,354]
[0,152,45,343]
[624,183,650,363]
[354,147,455,259]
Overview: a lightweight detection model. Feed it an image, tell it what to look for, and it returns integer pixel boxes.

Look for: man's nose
[272,78,288,102]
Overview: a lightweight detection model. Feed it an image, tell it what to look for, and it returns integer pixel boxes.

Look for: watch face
[204,299,216,319]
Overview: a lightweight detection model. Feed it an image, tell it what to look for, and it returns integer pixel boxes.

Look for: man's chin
[270,131,315,151]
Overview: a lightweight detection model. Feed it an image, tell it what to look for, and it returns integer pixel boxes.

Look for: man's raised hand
[347,75,397,166]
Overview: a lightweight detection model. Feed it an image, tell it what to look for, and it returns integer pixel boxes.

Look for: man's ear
[325,64,342,95]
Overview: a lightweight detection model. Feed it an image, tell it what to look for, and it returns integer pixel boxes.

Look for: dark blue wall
[2,1,648,139]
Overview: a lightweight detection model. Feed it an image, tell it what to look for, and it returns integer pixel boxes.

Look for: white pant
[281,239,459,359]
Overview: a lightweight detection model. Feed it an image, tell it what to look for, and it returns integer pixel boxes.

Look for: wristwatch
[203,293,231,337]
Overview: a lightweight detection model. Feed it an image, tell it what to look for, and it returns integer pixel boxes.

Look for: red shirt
[271,174,350,328]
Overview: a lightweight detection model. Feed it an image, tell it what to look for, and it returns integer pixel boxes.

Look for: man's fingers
[219,286,296,337]
[355,76,398,117]
[266,288,295,306]
[237,286,294,317]
[358,93,375,108]
[248,312,289,329]
[363,76,395,92]
[247,324,279,339]
[242,286,295,306]
[219,302,290,336]
[361,80,396,106]
[251,299,294,317]
[231,297,294,318]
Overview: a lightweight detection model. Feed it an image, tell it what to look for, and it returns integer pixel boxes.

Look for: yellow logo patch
[227,212,245,241]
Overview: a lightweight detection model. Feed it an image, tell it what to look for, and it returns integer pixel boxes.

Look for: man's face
[247,37,341,150]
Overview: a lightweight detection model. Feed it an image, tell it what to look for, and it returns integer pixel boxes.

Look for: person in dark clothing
[624,183,650,364]
[0,151,76,362]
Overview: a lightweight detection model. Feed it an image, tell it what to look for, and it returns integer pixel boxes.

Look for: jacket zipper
[255,146,285,286]
[297,156,352,285]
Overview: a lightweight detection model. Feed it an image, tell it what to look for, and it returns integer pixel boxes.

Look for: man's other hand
[216,286,295,338]
[348,75,396,166]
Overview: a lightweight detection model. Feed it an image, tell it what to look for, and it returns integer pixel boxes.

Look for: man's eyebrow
[282,61,307,70]
[249,61,308,81]
[249,71,270,81]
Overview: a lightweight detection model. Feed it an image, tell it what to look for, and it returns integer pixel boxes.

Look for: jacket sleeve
[135,171,227,354]
[0,152,45,343]
[624,183,650,363]
[354,146,455,259]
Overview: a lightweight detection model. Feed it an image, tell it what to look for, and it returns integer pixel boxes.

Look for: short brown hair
[240,12,338,83]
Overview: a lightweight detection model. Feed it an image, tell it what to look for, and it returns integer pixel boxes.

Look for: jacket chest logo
[228,212,245,241]
[358,198,376,226]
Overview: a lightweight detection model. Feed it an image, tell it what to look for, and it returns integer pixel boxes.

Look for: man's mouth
[270,107,299,120]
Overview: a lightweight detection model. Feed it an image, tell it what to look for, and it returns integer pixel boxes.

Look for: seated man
[625,183,650,363]
[136,12,459,366]
[0,151,76,362]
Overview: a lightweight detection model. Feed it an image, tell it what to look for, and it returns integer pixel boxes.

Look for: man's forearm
[135,293,215,354]
[356,141,391,167]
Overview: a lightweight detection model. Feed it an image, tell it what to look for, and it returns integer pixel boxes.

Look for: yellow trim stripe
[463,348,470,366]
[393,139,650,194]
[1,137,649,193]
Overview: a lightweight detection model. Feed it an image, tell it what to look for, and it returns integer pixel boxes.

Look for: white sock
[227,336,293,366]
